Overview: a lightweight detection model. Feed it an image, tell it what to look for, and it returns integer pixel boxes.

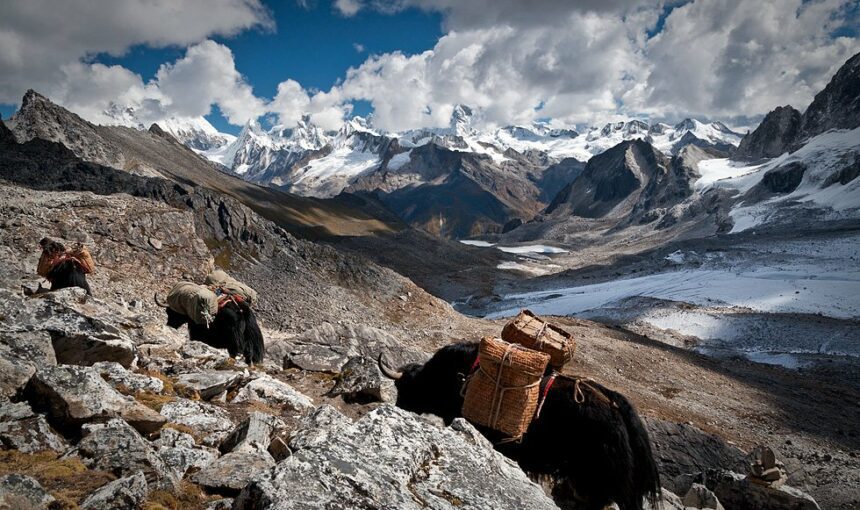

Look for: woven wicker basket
[462,336,550,439]
[501,309,575,370]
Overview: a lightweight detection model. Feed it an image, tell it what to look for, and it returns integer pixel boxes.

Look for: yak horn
[153,292,168,308]
[377,353,403,380]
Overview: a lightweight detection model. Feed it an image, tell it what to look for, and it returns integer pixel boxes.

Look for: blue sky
[1,1,858,133]
[4,2,443,134]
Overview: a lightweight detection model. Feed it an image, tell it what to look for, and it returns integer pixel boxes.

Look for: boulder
[159,398,235,447]
[0,474,55,509]
[235,405,557,510]
[220,412,286,454]
[644,417,747,492]
[205,499,234,510]
[92,361,164,393]
[288,405,353,451]
[677,469,820,510]
[192,450,275,495]
[25,364,165,434]
[181,340,231,364]
[80,471,149,510]
[281,322,426,373]
[174,371,243,400]
[76,418,179,491]
[230,373,314,413]
[0,401,68,453]
[0,330,56,398]
[51,332,136,368]
[328,355,396,403]
[154,427,219,478]
[682,483,724,510]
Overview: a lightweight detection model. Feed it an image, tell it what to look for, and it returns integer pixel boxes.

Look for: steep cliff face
[733,106,802,160]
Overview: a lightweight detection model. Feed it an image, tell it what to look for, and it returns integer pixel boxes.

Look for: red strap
[469,355,480,373]
[534,373,557,419]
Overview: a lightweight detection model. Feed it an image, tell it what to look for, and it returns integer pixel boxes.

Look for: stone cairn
[746,445,787,487]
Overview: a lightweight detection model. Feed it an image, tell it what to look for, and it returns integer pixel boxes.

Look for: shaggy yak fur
[385,342,660,510]
[165,300,264,364]
[47,259,92,295]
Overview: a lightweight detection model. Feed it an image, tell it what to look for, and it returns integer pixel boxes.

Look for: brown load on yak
[502,309,575,370]
[166,281,219,326]
[204,269,258,306]
[461,336,550,440]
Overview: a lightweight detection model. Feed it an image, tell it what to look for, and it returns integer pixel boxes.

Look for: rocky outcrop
[76,418,179,491]
[174,371,243,400]
[234,405,558,510]
[192,451,276,495]
[230,373,314,413]
[159,399,235,447]
[0,401,68,453]
[0,329,55,399]
[734,106,802,160]
[25,364,166,434]
[93,361,165,394]
[80,472,149,510]
[279,322,426,373]
[0,474,56,509]
[328,355,397,403]
[154,427,219,478]
[800,51,860,140]
[675,469,820,510]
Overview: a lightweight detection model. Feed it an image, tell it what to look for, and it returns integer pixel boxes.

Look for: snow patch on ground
[496,245,569,254]
[460,240,495,247]
[387,150,412,170]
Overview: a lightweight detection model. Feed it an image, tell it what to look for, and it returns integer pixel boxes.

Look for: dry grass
[0,450,115,507]
[142,369,177,395]
[135,391,175,412]
[143,481,218,510]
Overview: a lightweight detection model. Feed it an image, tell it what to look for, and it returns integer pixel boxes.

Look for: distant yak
[38,238,91,295]
[156,291,265,364]
[380,342,660,510]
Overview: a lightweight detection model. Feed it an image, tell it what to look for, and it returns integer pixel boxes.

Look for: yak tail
[606,388,661,509]
[241,303,265,364]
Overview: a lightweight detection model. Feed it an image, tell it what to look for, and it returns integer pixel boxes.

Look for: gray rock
[0,330,56,398]
[235,405,557,510]
[282,322,426,373]
[220,412,286,455]
[679,469,820,510]
[0,401,67,453]
[154,427,219,478]
[288,405,353,451]
[205,499,234,510]
[230,373,314,413]
[92,361,164,393]
[76,418,179,491]
[80,471,149,510]
[175,371,243,400]
[181,340,231,364]
[159,398,235,447]
[682,483,724,510]
[0,474,55,509]
[329,355,396,403]
[51,332,136,368]
[644,417,748,493]
[192,450,275,495]
[25,364,165,434]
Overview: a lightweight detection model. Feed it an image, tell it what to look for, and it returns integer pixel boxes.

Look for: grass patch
[0,450,114,507]
[144,481,218,510]
[135,391,175,412]
[142,369,176,394]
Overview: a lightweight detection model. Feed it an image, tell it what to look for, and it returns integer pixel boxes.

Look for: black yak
[38,238,91,295]
[156,293,265,364]
[379,342,660,510]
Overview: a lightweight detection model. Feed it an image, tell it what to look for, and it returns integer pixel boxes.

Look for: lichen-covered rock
[287,405,353,451]
[682,483,724,510]
[230,373,314,413]
[0,473,55,509]
[220,412,285,455]
[175,371,243,400]
[282,322,426,373]
[25,364,166,434]
[154,427,219,478]
[329,355,396,403]
[235,405,558,510]
[0,401,68,453]
[80,471,149,510]
[192,450,275,495]
[159,398,235,447]
[0,330,56,398]
[76,418,179,491]
[92,361,165,394]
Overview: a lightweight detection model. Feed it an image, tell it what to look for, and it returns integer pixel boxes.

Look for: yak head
[379,342,479,424]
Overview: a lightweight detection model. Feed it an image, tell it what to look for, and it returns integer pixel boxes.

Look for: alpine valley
[0,22,859,510]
